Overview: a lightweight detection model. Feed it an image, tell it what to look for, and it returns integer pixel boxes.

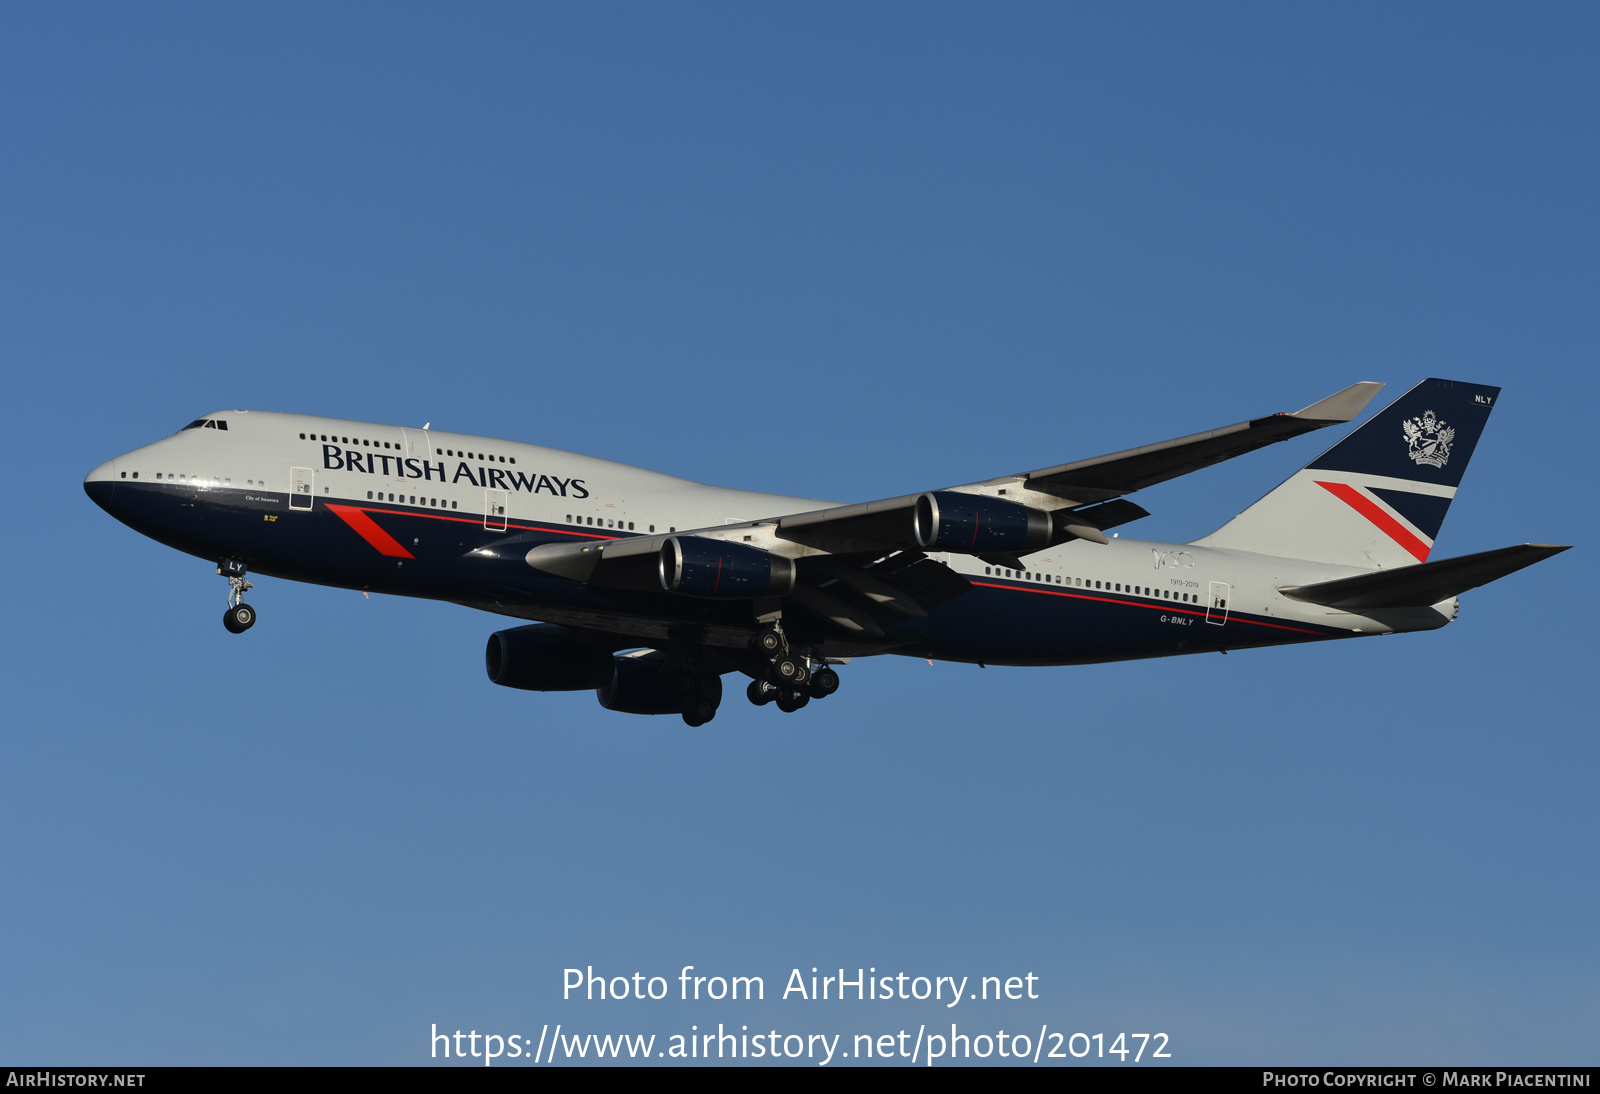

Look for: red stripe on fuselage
[330,502,619,540]
[968,581,1326,636]
[325,504,416,558]
[1314,480,1431,562]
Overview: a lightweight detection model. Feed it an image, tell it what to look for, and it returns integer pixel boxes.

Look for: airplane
[83,378,1568,726]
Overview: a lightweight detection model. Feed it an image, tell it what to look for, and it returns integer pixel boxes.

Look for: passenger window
[628,522,634,530]
[367,491,373,499]
[451,501,457,509]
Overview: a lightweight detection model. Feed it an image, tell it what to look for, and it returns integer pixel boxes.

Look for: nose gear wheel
[219,561,257,633]
[223,602,256,633]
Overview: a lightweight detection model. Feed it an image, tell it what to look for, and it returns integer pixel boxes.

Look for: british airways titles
[321,445,590,498]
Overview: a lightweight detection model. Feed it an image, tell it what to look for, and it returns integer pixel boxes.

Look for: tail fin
[1195,378,1501,568]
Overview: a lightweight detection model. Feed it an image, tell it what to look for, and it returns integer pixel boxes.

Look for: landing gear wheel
[223,603,256,633]
[682,696,717,727]
[774,689,810,713]
[808,667,840,699]
[679,672,722,726]
[751,627,784,655]
[768,655,809,688]
[747,679,779,707]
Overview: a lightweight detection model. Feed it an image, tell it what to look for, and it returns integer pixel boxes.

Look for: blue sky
[1,3,1595,1065]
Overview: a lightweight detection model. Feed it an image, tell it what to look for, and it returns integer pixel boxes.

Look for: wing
[767,380,1384,553]
[522,381,1384,643]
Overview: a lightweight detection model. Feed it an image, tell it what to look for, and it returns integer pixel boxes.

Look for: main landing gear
[745,624,841,714]
[218,558,256,634]
[676,670,723,728]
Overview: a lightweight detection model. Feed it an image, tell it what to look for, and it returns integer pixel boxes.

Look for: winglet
[1292,381,1386,423]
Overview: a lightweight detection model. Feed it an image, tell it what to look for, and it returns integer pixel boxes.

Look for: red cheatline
[1314,480,1430,562]
[326,504,415,558]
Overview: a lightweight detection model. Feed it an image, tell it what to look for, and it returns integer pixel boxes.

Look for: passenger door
[1206,580,1231,625]
[401,428,432,460]
[484,489,508,531]
[290,467,315,510]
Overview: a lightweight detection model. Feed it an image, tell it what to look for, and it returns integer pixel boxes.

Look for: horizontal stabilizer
[1279,543,1570,610]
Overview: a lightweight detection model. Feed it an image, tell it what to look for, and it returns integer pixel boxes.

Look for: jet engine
[485,624,615,691]
[912,491,1052,553]
[658,536,796,598]
[598,655,723,715]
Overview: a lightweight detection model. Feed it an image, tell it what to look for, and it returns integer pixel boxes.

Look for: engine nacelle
[912,491,1051,553]
[598,656,723,715]
[659,536,796,598]
[485,624,615,691]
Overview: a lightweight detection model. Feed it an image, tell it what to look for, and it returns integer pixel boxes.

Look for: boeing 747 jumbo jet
[85,379,1566,725]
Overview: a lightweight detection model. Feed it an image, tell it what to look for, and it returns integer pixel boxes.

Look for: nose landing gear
[218,558,256,633]
[223,602,256,633]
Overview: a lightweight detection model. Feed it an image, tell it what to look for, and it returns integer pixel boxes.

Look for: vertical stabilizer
[1195,378,1500,568]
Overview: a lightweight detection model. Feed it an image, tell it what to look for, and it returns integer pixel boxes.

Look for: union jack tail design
[1195,378,1500,569]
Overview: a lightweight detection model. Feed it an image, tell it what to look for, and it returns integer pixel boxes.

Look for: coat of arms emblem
[1401,409,1454,468]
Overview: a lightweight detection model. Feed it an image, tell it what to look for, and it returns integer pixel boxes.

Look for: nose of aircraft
[83,458,122,516]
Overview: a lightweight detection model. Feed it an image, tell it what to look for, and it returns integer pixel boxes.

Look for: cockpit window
[182,419,207,430]
[182,418,229,431]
